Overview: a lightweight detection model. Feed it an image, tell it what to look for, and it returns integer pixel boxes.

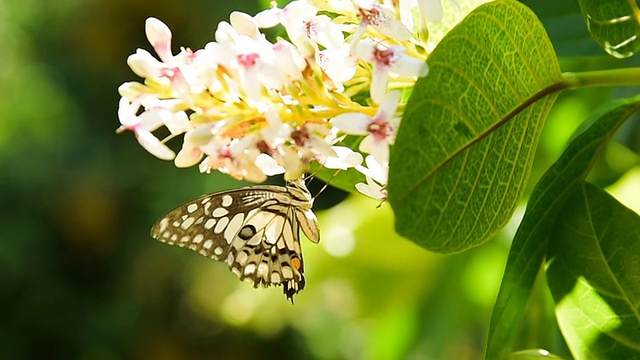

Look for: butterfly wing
[227,203,306,300]
[150,185,307,301]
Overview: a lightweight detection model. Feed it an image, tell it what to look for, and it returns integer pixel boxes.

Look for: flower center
[291,127,310,146]
[237,53,260,69]
[373,47,395,67]
[368,118,391,143]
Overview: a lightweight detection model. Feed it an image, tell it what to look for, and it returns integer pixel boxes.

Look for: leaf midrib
[391,81,570,207]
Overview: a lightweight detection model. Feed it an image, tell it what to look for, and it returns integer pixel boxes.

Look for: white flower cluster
[118,0,445,200]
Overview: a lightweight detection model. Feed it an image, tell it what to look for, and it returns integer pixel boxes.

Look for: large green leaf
[387,0,562,253]
[547,182,640,358]
[485,96,640,359]
[518,0,603,57]
[578,0,640,58]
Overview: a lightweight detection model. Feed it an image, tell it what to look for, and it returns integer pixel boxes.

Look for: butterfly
[150,178,320,302]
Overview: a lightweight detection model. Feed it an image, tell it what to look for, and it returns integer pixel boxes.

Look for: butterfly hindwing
[150,182,315,301]
[228,206,305,298]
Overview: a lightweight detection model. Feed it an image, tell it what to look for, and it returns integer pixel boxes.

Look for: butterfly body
[150,179,319,301]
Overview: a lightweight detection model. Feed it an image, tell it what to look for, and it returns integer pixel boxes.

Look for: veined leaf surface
[388,0,563,253]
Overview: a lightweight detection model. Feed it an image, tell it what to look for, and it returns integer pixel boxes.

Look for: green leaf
[387,0,562,253]
[547,182,640,358]
[506,349,566,359]
[578,0,640,58]
[519,0,603,57]
[485,96,640,359]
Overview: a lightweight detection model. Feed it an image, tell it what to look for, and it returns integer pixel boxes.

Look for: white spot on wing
[270,272,281,284]
[204,218,216,230]
[187,203,198,213]
[181,217,195,229]
[282,221,295,249]
[214,247,223,255]
[264,216,285,245]
[244,263,256,275]
[214,216,229,234]
[222,195,233,207]
[224,213,245,244]
[212,207,229,217]
[257,262,269,276]
[193,234,204,244]
[203,239,213,249]
[159,218,169,232]
[281,267,293,279]
[236,252,248,266]
[246,233,262,246]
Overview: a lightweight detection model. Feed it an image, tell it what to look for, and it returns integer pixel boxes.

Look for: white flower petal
[389,54,429,77]
[370,67,389,104]
[348,22,368,56]
[320,46,357,83]
[273,40,306,79]
[353,38,376,60]
[355,176,386,200]
[117,97,139,127]
[175,144,203,168]
[378,90,402,118]
[281,1,318,29]
[138,109,169,132]
[307,15,344,49]
[241,63,262,100]
[376,10,412,41]
[331,113,371,135]
[358,134,375,155]
[419,0,444,24]
[145,17,173,63]
[255,153,285,176]
[308,135,338,158]
[359,134,390,164]
[320,146,363,169]
[136,130,175,160]
[254,7,282,28]
[164,110,190,135]
[356,155,388,183]
[230,11,260,38]
[184,125,215,147]
[117,82,147,99]
[127,49,163,78]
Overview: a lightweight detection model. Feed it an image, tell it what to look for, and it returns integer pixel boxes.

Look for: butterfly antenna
[314,168,341,199]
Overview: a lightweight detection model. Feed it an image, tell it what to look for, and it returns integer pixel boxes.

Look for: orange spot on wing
[291,257,301,271]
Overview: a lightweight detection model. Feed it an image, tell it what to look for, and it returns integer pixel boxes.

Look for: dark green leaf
[506,349,566,359]
[486,95,640,359]
[519,0,603,57]
[578,0,640,58]
[547,182,640,358]
[388,0,562,253]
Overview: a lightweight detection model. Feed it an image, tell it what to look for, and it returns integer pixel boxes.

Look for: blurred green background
[1,0,639,359]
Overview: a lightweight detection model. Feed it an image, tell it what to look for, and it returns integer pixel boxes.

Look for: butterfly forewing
[150,181,318,302]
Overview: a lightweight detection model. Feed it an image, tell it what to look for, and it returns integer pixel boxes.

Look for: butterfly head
[285,178,313,205]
